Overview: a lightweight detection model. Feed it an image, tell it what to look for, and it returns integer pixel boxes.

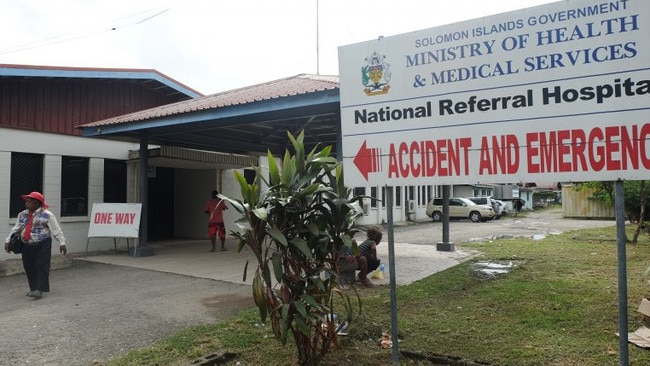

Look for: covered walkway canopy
[77,74,342,156]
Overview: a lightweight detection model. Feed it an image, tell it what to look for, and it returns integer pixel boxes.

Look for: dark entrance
[147,167,175,240]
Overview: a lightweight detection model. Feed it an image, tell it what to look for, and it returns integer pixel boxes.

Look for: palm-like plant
[223,131,364,365]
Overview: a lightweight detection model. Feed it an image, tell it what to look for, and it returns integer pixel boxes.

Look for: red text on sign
[388,138,472,178]
[526,124,650,173]
[93,212,137,225]
[94,212,112,224]
[478,135,519,175]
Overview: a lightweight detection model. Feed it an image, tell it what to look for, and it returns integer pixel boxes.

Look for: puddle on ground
[471,260,524,279]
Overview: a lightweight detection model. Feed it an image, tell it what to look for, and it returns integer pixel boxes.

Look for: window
[475,188,492,196]
[353,187,366,212]
[420,185,433,205]
[395,186,401,207]
[61,156,89,216]
[371,187,377,208]
[104,159,127,203]
[10,153,44,217]
[244,169,255,185]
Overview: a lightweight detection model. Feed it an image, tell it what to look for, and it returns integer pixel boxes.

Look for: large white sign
[339,0,649,186]
[88,203,142,238]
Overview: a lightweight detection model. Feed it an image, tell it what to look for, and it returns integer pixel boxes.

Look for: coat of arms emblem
[362,52,391,96]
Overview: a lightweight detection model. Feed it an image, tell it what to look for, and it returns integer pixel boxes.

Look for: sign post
[385,187,399,364]
[339,1,648,363]
[616,181,629,365]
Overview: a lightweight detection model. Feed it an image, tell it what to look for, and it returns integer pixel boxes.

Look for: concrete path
[77,234,475,287]
[69,207,616,287]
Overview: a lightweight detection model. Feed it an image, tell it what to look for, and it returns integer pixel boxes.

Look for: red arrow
[353,140,381,180]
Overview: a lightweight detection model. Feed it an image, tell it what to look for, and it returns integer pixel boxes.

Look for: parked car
[501,200,514,214]
[494,199,507,216]
[467,196,505,219]
[426,197,495,223]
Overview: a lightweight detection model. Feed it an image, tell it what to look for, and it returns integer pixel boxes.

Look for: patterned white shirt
[5,207,66,246]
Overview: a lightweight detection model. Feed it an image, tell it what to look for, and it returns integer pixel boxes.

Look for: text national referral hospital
[354,77,648,121]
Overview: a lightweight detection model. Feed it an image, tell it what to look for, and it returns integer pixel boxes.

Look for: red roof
[80,74,339,128]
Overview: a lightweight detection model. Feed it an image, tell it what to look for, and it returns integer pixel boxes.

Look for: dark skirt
[21,237,52,292]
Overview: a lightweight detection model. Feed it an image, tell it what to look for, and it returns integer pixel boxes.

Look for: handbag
[8,232,24,254]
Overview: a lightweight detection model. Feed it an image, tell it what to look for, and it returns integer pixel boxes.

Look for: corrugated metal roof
[0,63,203,99]
[80,74,339,128]
[78,73,342,155]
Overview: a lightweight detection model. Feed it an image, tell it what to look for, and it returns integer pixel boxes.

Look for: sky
[1,0,556,95]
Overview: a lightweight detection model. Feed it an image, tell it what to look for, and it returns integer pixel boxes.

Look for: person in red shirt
[204,190,228,252]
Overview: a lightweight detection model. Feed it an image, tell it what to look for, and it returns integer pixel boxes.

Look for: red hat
[21,191,49,209]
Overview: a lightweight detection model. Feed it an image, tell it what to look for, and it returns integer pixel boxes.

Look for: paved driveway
[395,207,616,245]
[0,261,252,366]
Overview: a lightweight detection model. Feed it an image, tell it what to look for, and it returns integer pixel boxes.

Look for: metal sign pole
[615,180,629,365]
[386,186,399,364]
[437,185,454,251]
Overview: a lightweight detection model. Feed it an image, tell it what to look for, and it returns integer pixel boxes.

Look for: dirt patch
[401,350,492,365]
[201,294,254,318]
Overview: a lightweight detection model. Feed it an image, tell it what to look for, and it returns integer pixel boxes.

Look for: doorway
[147,167,175,240]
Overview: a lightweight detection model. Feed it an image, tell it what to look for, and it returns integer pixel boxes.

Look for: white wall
[0,150,11,259]
[454,186,474,198]
[220,168,244,238]
[0,128,139,159]
[1,128,141,260]
[522,191,535,210]
[352,184,436,225]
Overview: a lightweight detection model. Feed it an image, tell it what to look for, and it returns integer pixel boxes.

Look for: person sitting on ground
[337,240,371,287]
[357,227,382,287]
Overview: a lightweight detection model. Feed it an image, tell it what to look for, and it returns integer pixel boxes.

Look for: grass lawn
[103,223,650,365]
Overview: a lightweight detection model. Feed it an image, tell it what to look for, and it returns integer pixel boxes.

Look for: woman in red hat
[4,191,67,299]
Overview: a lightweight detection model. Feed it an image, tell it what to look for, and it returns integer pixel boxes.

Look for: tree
[632,181,647,243]
[223,131,364,365]
[574,181,649,243]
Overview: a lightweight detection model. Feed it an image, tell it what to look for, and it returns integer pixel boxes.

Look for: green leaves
[223,130,363,365]
[267,151,281,187]
[233,170,258,208]
[252,270,267,322]
[268,228,288,248]
[289,237,312,259]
